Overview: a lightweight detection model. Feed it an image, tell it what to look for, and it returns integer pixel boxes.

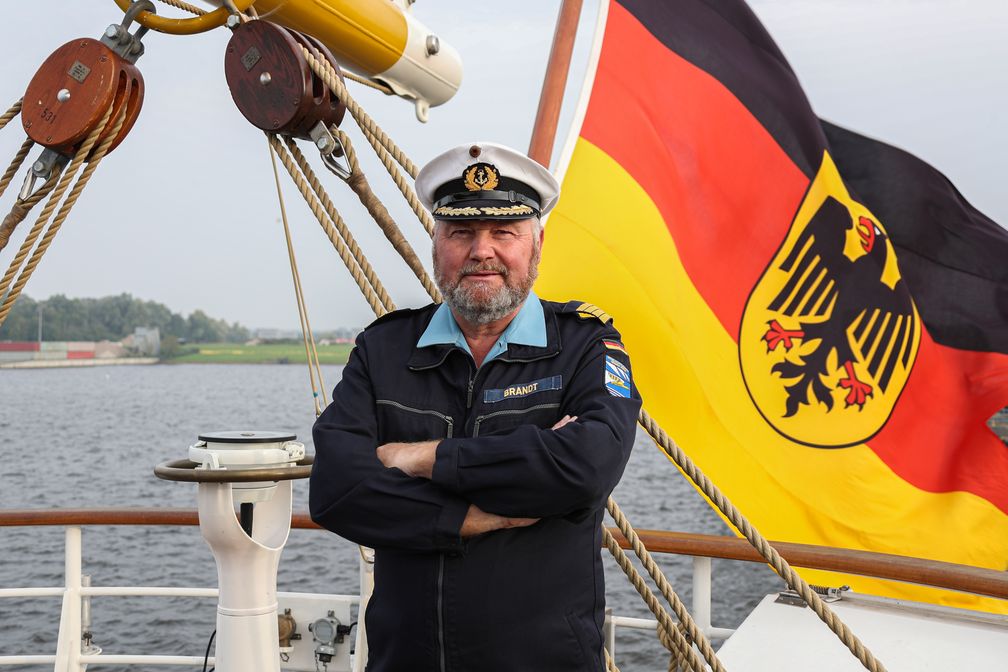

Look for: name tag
[484,375,563,404]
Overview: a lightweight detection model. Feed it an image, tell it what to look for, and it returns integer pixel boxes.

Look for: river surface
[0,364,783,669]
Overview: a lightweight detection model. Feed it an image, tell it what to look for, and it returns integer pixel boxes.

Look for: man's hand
[376,440,439,479]
[552,414,577,430]
[459,504,539,537]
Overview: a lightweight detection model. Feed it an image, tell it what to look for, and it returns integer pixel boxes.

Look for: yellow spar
[115,0,463,121]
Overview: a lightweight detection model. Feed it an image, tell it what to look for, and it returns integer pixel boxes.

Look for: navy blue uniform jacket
[310,299,641,672]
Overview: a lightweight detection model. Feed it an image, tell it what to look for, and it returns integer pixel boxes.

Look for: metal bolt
[226,14,241,29]
[425,34,440,56]
[259,72,272,86]
[45,136,52,142]
[104,25,119,39]
[315,136,331,151]
[24,121,31,129]
[57,89,71,103]
[32,161,45,172]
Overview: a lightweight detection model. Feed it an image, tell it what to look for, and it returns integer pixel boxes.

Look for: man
[310,142,641,672]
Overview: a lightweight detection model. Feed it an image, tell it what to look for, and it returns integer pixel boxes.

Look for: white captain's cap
[415,142,560,221]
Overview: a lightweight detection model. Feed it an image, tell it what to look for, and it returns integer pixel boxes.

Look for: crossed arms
[309,338,639,552]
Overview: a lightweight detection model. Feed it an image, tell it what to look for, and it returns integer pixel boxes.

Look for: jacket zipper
[378,397,452,670]
[473,403,561,437]
[375,400,455,438]
[437,554,447,672]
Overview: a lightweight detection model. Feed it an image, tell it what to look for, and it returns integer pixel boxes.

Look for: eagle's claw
[763,319,805,352]
[839,360,873,409]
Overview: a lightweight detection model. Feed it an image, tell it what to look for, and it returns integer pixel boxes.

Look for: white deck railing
[0,524,736,670]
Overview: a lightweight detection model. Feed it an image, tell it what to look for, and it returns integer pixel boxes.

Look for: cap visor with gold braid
[416,142,560,221]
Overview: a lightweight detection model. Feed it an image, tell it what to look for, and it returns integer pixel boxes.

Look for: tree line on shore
[0,294,249,343]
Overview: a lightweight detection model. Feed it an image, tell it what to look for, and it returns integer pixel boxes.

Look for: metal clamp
[102,0,155,63]
[309,122,352,180]
[18,149,68,200]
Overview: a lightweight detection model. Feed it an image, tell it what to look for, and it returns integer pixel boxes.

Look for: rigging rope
[638,409,886,672]
[602,527,706,672]
[0,102,126,327]
[266,133,393,317]
[340,70,394,96]
[300,46,435,239]
[0,138,41,252]
[607,498,724,672]
[0,99,23,132]
[277,136,403,310]
[267,137,328,416]
[0,175,58,255]
[153,0,206,15]
[327,129,441,301]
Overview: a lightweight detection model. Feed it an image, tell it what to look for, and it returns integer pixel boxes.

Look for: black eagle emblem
[762,196,919,418]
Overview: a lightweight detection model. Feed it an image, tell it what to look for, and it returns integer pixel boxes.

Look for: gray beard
[434,245,540,326]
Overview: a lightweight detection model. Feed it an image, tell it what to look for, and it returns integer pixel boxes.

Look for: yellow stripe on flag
[537,138,1008,612]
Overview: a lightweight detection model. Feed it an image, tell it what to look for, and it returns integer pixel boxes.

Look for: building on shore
[0,327,160,366]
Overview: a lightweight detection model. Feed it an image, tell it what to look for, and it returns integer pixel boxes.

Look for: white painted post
[603,608,616,662]
[692,556,713,636]
[55,527,83,672]
[353,546,374,672]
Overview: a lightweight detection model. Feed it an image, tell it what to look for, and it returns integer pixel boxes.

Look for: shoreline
[0,357,159,369]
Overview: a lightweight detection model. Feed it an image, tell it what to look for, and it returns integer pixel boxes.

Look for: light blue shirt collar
[417,292,547,364]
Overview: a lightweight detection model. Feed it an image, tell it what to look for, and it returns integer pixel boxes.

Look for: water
[0,364,783,669]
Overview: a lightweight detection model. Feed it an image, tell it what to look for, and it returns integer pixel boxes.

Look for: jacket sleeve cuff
[432,438,461,492]
[434,495,469,550]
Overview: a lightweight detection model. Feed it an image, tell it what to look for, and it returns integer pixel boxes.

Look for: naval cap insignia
[463,162,500,191]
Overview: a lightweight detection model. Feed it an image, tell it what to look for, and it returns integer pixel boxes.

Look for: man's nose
[468,230,495,260]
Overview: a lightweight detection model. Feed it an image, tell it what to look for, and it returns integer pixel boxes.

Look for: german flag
[536,0,1008,612]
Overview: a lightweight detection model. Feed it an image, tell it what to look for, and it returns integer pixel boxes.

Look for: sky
[0,1,1004,331]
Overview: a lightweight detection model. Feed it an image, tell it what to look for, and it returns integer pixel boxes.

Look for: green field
[167,342,353,365]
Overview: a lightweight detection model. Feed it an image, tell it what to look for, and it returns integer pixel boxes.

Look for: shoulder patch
[570,302,613,325]
[604,355,632,398]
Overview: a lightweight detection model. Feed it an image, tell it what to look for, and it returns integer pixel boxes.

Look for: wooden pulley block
[22,37,144,158]
[224,20,346,139]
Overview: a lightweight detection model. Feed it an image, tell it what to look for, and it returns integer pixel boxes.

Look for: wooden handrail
[1,508,1005,601]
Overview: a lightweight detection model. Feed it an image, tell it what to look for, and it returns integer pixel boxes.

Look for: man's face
[432,217,543,326]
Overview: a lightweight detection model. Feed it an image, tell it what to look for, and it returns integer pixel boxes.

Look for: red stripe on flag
[580,3,810,338]
[874,338,1008,514]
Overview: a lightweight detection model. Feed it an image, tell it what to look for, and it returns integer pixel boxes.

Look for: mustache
[460,262,508,277]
